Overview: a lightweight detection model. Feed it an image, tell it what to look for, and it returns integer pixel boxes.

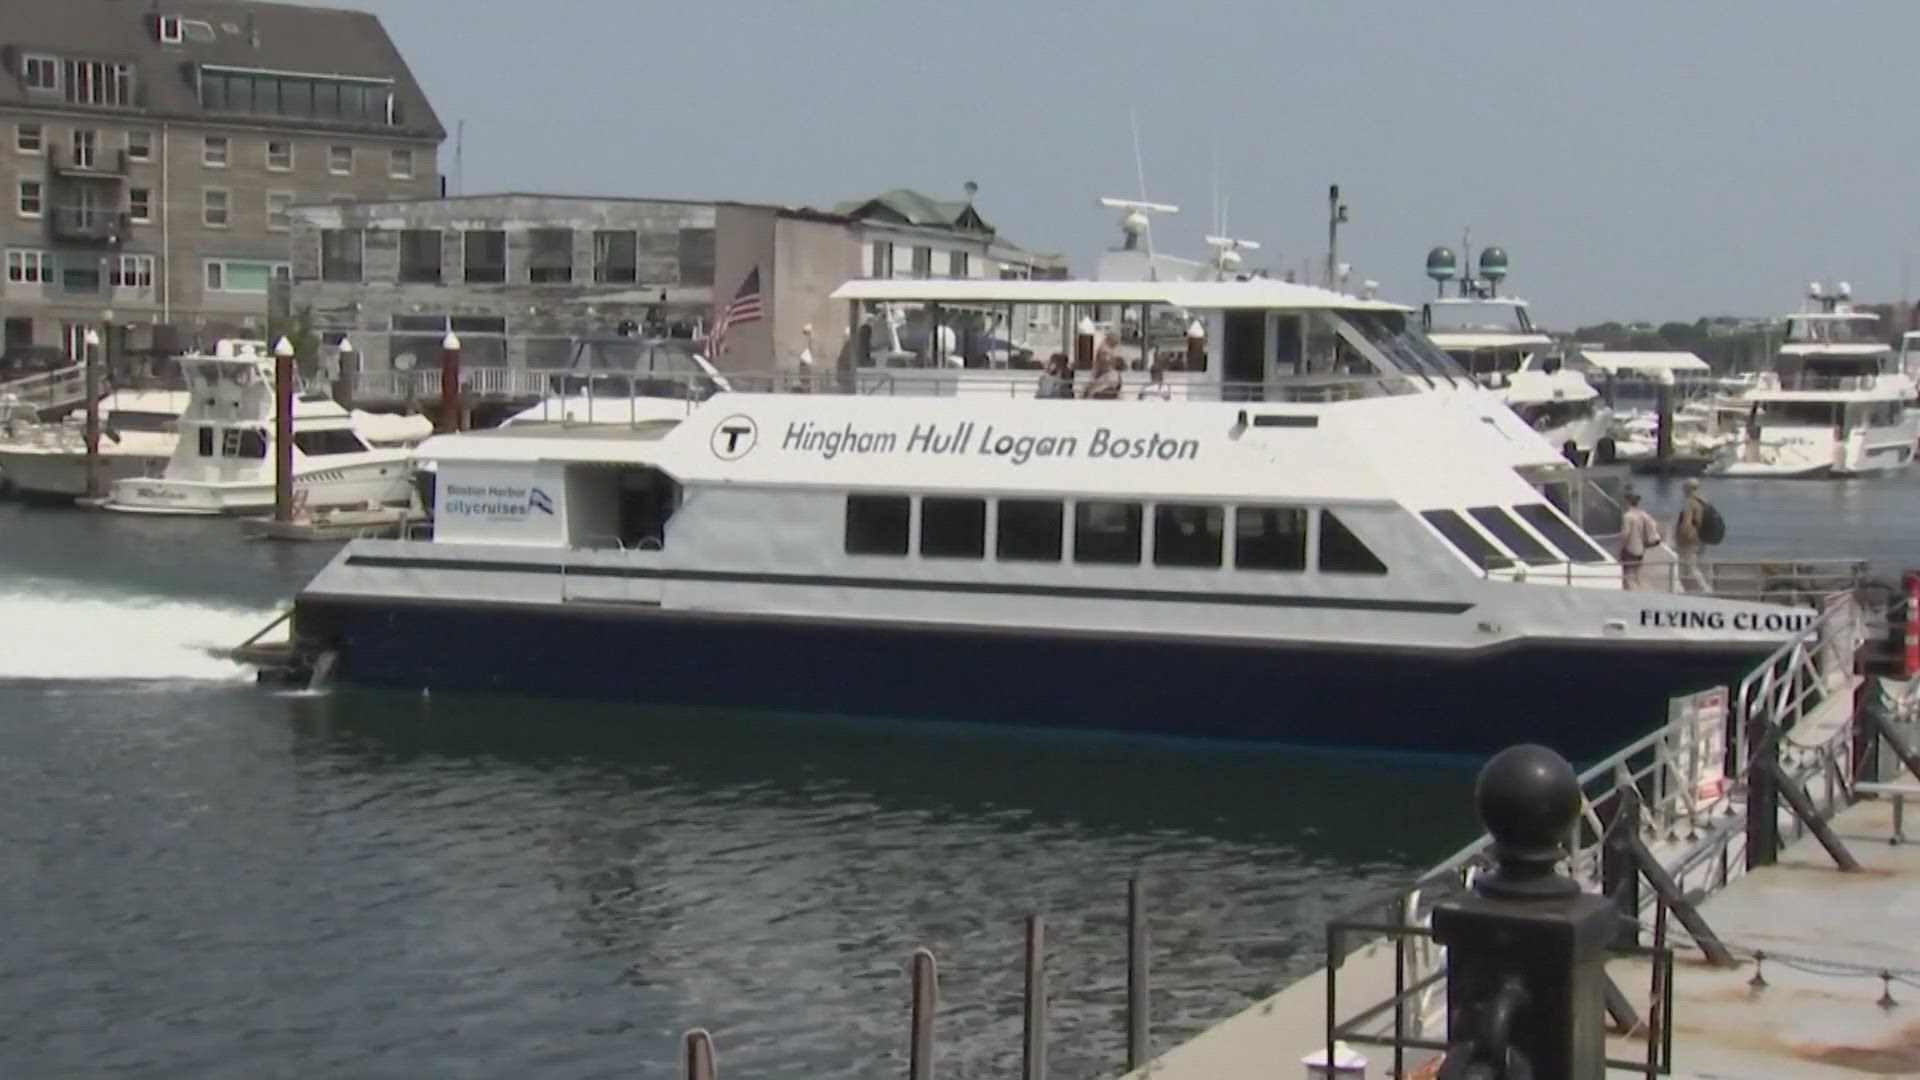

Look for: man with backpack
[1674,478,1723,593]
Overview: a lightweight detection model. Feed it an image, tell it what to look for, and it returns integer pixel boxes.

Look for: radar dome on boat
[1478,246,1509,282]
[1425,247,1458,282]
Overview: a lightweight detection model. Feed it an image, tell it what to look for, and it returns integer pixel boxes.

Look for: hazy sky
[357,0,1919,325]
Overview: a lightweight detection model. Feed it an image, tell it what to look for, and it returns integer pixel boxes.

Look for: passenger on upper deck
[1036,354,1074,399]
[1080,354,1123,399]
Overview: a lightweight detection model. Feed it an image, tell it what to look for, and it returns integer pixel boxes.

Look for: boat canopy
[830,278,1410,313]
[1582,351,1710,376]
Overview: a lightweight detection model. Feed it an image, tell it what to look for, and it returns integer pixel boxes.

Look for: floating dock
[237,505,425,542]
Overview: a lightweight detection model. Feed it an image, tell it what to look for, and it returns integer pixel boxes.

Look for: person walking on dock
[1674,479,1712,593]
[1619,492,1661,590]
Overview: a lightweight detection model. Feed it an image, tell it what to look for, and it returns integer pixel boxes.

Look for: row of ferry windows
[844,495,1388,574]
[1419,503,1608,569]
[189,426,368,458]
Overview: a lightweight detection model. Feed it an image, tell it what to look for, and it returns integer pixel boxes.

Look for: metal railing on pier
[1321,586,1917,1077]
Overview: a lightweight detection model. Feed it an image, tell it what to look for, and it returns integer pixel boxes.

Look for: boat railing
[1775,373,1885,393]
[0,362,87,417]
[1320,586,1896,1076]
[1482,555,1872,603]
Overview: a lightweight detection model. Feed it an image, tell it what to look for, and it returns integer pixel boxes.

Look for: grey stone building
[287,193,873,376]
[0,0,443,361]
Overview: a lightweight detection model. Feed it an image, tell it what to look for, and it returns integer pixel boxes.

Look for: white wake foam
[0,581,278,681]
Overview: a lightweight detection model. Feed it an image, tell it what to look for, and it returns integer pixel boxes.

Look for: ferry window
[1513,503,1608,564]
[234,429,267,459]
[996,499,1062,562]
[1153,504,1223,568]
[845,494,910,556]
[1234,507,1308,571]
[920,497,986,559]
[1422,509,1510,571]
[1074,501,1142,565]
[196,426,213,457]
[293,429,369,456]
[1468,506,1558,566]
[1318,511,1387,575]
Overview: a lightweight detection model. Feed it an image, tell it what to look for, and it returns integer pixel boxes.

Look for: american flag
[707,267,763,359]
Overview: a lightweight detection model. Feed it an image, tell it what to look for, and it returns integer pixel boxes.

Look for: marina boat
[1710,282,1917,477]
[100,340,428,516]
[273,279,1824,760]
[0,387,188,499]
[1419,246,1614,465]
[1899,330,1920,443]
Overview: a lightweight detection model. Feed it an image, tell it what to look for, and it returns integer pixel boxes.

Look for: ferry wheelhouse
[282,279,1824,759]
[1712,283,1917,477]
[1418,246,1613,465]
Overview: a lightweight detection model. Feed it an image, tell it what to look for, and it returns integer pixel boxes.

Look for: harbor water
[0,472,1913,1078]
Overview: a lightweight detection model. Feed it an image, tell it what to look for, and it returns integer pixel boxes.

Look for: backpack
[1697,500,1725,545]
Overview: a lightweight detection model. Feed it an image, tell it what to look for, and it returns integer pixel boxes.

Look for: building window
[1074,501,1142,565]
[17,181,43,218]
[398,229,442,283]
[128,188,152,223]
[320,229,363,282]
[158,16,184,43]
[528,228,573,284]
[948,251,969,278]
[389,149,413,179]
[1318,511,1387,575]
[920,497,986,559]
[526,337,574,369]
[126,129,152,161]
[1234,507,1309,572]
[202,189,229,227]
[328,145,352,175]
[995,499,1063,562]
[462,230,506,283]
[266,140,292,171]
[16,123,42,155]
[593,230,637,284]
[202,136,227,167]
[1152,504,1224,568]
[845,495,911,556]
[265,191,293,232]
[59,257,103,296]
[205,259,289,294]
[677,227,715,286]
[111,254,155,290]
[911,246,933,277]
[870,241,894,278]
[70,130,98,170]
[23,56,59,92]
[5,250,50,284]
[198,68,395,126]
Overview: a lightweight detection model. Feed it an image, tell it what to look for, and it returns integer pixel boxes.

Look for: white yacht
[1898,329,1920,444]
[271,278,1823,760]
[0,387,188,500]
[1420,246,1614,465]
[100,340,427,516]
[1711,282,1917,477]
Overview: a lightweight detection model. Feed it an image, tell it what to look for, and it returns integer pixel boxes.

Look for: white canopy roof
[830,277,1409,312]
[1582,351,1710,375]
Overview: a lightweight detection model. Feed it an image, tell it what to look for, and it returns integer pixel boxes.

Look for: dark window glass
[594,230,638,284]
[1468,505,1558,566]
[196,425,213,456]
[920,497,985,559]
[449,315,506,335]
[200,72,227,111]
[845,494,909,556]
[1319,511,1387,574]
[1513,503,1608,564]
[253,76,279,114]
[398,229,441,283]
[281,78,312,117]
[1074,501,1142,565]
[293,429,368,455]
[996,499,1062,562]
[528,228,573,284]
[1153,504,1223,568]
[1422,509,1509,570]
[463,230,506,283]
[312,80,339,119]
[235,429,267,459]
[1234,507,1309,571]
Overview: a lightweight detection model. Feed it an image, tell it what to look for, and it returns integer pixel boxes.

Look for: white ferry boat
[100,340,427,516]
[1419,247,1614,465]
[1712,282,1917,477]
[274,279,1822,759]
[0,386,187,499]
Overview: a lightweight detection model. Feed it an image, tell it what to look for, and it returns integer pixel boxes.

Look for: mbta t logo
[711,415,758,460]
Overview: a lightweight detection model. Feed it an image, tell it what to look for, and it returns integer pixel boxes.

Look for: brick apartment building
[0,0,443,362]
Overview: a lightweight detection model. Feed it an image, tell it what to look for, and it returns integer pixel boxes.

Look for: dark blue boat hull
[292,596,1770,761]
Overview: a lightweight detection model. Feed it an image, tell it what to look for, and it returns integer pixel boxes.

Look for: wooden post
[908,948,936,1080]
[1022,915,1047,1080]
[437,331,462,433]
[332,338,357,410]
[273,336,295,523]
[681,1028,716,1080]
[1126,876,1149,1071]
[82,327,102,499]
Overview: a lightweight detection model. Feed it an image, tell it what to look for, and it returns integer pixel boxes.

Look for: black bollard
[1432,744,1617,1080]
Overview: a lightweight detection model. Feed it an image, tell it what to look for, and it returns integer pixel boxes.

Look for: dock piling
[908,948,936,1080]
[1022,914,1047,1080]
[1126,875,1149,1071]
[273,336,296,523]
[681,1028,716,1080]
